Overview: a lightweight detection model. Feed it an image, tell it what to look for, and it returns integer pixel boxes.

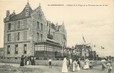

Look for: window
[15,57,18,59]
[24,44,27,54]
[37,33,39,42]
[17,32,20,40]
[37,45,44,51]
[7,34,11,41]
[47,46,53,52]
[15,45,18,54]
[17,21,20,29]
[41,34,43,42]
[41,23,43,30]
[7,45,10,54]
[37,21,39,29]
[8,23,11,30]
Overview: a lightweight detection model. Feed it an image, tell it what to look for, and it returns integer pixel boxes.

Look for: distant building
[73,44,91,59]
[4,2,67,59]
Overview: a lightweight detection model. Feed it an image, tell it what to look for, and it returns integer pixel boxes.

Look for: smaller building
[72,44,91,60]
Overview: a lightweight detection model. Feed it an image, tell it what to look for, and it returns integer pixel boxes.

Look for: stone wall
[4,18,34,57]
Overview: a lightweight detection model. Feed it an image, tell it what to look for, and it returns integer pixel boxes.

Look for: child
[89,62,93,69]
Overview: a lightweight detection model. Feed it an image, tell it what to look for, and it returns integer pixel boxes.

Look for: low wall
[0,58,101,66]
[0,58,20,64]
[35,60,63,66]
[0,58,63,66]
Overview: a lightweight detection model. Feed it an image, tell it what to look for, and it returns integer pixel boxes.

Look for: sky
[0,0,114,56]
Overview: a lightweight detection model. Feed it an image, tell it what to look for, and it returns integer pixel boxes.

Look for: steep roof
[6,2,33,21]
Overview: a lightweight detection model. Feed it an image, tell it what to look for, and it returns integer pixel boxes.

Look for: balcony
[47,34,53,39]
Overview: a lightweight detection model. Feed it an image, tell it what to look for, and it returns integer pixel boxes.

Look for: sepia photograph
[0,0,114,73]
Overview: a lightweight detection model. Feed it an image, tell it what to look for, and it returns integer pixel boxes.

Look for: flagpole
[82,34,86,60]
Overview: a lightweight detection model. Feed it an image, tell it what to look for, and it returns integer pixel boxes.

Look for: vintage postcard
[0,0,114,73]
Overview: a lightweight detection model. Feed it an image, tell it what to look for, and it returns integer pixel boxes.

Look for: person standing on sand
[24,56,27,65]
[101,58,106,71]
[72,60,77,72]
[20,55,25,66]
[83,58,90,70]
[76,62,81,71]
[62,56,68,73]
[48,58,52,68]
[27,56,30,65]
[69,58,73,70]
[31,56,35,65]
[80,59,84,69]
[77,58,81,68]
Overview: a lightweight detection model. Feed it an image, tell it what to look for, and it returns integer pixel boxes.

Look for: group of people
[19,55,113,73]
[101,58,112,73]
[20,55,35,66]
[62,57,113,73]
[62,57,92,73]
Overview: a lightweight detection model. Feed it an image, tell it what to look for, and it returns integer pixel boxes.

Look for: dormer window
[17,21,20,29]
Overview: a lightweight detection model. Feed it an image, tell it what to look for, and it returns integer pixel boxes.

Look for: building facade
[4,3,67,59]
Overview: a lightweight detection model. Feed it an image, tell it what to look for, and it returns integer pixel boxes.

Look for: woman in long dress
[83,59,90,69]
[26,56,30,65]
[101,58,106,71]
[20,55,25,66]
[80,60,84,69]
[72,60,77,72]
[62,57,68,73]
[69,58,73,70]
[76,63,80,71]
